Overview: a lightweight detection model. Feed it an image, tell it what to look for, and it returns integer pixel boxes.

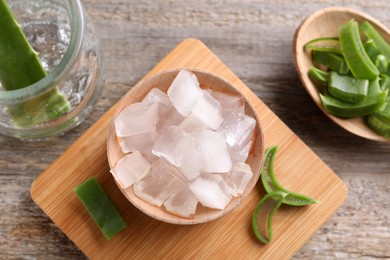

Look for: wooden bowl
[293,7,390,142]
[107,69,265,225]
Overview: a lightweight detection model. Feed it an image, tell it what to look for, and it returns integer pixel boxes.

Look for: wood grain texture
[1,0,390,259]
[294,6,390,142]
[31,38,346,259]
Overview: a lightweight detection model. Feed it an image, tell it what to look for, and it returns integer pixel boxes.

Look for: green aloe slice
[320,78,387,118]
[361,21,390,60]
[261,146,319,206]
[375,54,389,73]
[312,50,349,75]
[304,37,342,54]
[366,114,390,137]
[252,191,285,244]
[364,39,380,62]
[74,177,127,240]
[373,102,390,123]
[339,19,379,80]
[380,74,390,92]
[0,0,70,128]
[328,71,368,104]
[308,66,329,90]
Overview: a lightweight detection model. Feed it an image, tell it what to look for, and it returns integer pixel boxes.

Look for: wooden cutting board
[31,38,348,259]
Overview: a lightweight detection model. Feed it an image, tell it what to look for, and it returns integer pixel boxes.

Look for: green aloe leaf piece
[0,0,70,128]
[312,50,349,75]
[308,66,330,88]
[364,39,380,62]
[304,37,342,54]
[320,77,388,118]
[261,146,319,206]
[339,19,379,80]
[361,21,390,60]
[74,177,127,240]
[328,71,369,104]
[252,191,285,244]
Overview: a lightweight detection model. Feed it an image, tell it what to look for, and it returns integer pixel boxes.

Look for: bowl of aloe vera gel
[107,69,265,224]
[294,7,390,142]
[0,0,102,139]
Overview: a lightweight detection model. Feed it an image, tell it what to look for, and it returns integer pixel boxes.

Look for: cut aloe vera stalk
[320,78,388,118]
[366,114,390,137]
[0,0,70,128]
[373,102,390,123]
[308,66,329,90]
[74,177,127,240]
[328,71,369,103]
[375,55,389,73]
[304,37,341,54]
[312,50,349,75]
[364,39,380,62]
[252,191,285,244]
[361,21,390,60]
[380,74,390,92]
[261,146,319,206]
[339,20,379,80]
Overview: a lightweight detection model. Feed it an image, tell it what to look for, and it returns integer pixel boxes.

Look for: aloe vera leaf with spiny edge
[0,0,70,128]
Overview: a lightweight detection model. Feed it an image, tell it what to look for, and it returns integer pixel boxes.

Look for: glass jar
[0,0,102,139]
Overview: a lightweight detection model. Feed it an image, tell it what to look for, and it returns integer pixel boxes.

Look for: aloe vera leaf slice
[252,191,285,244]
[339,20,379,80]
[328,71,369,104]
[0,0,70,128]
[366,114,390,138]
[74,177,127,240]
[361,21,390,60]
[304,37,342,54]
[261,146,319,206]
[364,39,380,62]
[320,78,388,118]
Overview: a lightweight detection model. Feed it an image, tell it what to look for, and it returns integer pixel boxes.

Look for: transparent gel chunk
[142,87,172,117]
[156,106,185,135]
[110,151,151,189]
[219,112,256,163]
[220,162,253,197]
[143,87,171,107]
[167,69,203,116]
[153,126,195,167]
[194,130,232,173]
[115,102,159,137]
[219,111,256,148]
[164,187,198,218]
[178,146,202,181]
[229,140,253,162]
[133,159,187,206]
[178,113,208,133]
[189,175,232,210]
[192,91,224,130]
[211,91,245,115]
[118,131,158,162]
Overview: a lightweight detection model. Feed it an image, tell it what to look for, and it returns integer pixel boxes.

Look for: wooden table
[1,0,389,259]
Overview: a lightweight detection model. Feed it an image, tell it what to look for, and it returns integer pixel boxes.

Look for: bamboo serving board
[31,38,348,259]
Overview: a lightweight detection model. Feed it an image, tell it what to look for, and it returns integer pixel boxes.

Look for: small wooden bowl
[293,7,390,142]
[107,69,265,225]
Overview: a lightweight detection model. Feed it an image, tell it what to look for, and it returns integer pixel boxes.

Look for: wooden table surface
[1,0,389,259]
